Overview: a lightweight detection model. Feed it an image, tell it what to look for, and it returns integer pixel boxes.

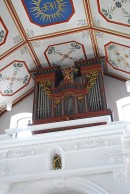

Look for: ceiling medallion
[21,0,75,27]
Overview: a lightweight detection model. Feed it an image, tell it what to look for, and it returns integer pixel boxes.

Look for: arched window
[116,97,130,121]
[10,113,32,138]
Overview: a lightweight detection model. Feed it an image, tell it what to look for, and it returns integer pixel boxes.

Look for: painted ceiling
[0,0,130,115]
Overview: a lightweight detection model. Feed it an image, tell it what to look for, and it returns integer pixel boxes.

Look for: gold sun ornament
[30,0,68,23]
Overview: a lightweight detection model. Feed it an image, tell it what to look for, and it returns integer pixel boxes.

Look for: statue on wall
[53,154,62,170]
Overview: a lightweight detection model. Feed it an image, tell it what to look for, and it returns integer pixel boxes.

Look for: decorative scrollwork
[39,71,98,106]
[77,95,84,101]
[86,71,98,92]
[40,80,52,97]
[54,99,61,106]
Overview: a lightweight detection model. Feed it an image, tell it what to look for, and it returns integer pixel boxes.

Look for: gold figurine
[53,154,62,170]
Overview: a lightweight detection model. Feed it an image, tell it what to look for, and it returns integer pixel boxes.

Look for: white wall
[0,120,130,194]
[0,75,130,134]
[0,94,33,134]
[104,75,130,121]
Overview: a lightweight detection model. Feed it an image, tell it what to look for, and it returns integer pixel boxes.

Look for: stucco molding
[20,177,109,194]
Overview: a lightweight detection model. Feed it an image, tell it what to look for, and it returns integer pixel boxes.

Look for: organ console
[31,57,113,125]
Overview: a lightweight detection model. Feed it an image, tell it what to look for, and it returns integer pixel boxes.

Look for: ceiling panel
[0,0,130,115]
[0,0,23,58]
[11,0,89,39]
[31,29,95,68]
[89,0,130,36]
[95,30,130,79]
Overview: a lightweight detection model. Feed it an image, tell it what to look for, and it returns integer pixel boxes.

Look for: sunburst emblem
[22,0,75,27]
[30,0,68,22]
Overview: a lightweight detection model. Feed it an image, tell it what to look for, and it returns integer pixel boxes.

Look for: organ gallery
[31,57,113,126]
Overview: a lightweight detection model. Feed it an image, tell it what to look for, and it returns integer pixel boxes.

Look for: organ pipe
[31,59,112,124]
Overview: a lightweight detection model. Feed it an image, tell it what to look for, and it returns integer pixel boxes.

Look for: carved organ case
[31,57,112,125]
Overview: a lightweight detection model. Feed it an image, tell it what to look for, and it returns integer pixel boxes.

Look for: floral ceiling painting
[45,41,87,67]
[105,42,130,74]
[0,17,8,46]
[0,0,130,114]
[0,61,31,96]
[97,0,130,26]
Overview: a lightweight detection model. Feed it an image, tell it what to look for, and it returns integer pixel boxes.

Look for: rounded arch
[10,112,32,128]
[116,96,130,121]
[45,145,65,171]
[66,177,109,194]
[21,177,109,194]
[10,112,32,138]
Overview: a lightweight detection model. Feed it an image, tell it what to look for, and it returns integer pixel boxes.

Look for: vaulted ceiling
[0,0,130,115]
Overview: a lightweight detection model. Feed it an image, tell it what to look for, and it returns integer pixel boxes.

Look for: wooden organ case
[31,57,112,125]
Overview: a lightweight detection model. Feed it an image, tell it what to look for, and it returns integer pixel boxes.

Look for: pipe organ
[31,57,112,125]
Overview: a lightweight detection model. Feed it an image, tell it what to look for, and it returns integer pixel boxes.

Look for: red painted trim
[107,61,130,75]
[33,122,107,134]
[82,0,91,28]
[93,27,130,39]
[0,17,9,46]
[29,27,90,41]
[0,41,25,60]
[80,0,96,57]
[105,41,130,49]
[32,109,113,125]
[85,0,93,27]
[89,29,98,57]
[31,65,58,73]
[6,0,41,69]
[21,0,75,27]
[44,40,87,66]
[0,60,31,96]
[105,72,127,82]
[50,86,89,99]
[92,28,130,60]
[74,56,105,64]
[104,41,130,75]
[0,60,28,72]
[97,0,130,27]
